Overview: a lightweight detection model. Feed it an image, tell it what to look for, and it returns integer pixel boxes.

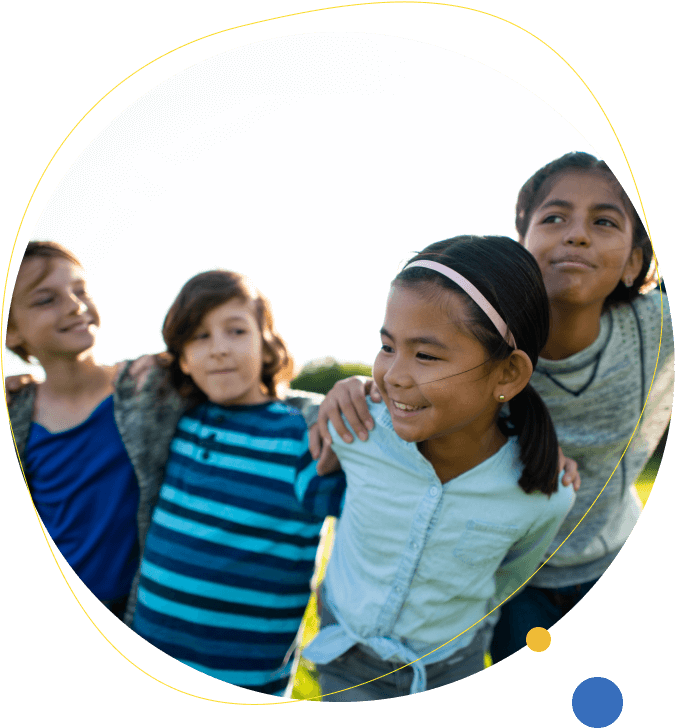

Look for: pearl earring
[624,277,633,287]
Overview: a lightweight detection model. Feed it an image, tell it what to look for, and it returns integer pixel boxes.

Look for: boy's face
[178,298,270,406]
[6,257,99,363]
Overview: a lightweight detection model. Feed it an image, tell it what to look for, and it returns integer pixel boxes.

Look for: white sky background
[5,32,593,377]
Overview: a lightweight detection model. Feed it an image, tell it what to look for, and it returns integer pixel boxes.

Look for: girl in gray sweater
[311,152,673,662]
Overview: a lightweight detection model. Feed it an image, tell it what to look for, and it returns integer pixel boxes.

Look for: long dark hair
[161,270,294,401]
[515,151,656,304]
[396,235,559,495]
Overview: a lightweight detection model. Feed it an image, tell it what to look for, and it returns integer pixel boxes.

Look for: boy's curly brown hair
[161,270,294,401]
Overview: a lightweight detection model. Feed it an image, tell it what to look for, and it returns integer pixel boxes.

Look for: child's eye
[595,218,617,228]
[230,328,248,336]
[541,214,564,224]
[33,296,54,306]
[192,331,209,340]
[380,344,394,354]
[416,352,440,362]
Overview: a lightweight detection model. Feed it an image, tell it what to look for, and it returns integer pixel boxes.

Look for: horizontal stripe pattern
[132,401,345,695]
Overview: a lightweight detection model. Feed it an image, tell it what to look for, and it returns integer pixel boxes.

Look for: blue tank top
[24,395,140,602]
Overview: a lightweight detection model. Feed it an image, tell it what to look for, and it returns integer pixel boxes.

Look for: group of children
[6,152,672,700]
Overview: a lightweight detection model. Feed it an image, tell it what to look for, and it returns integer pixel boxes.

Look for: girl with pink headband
[301,235,574,700]
[312,152,672,671]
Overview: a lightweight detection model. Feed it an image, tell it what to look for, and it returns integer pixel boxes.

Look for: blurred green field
[290,456,663,701]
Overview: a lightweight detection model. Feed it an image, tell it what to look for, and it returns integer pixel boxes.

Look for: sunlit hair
[161,270,294,401]
[515,151,656,304]
[7,241,83,362]
[395,235,559,496]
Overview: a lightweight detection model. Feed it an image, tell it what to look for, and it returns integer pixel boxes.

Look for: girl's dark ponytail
[397,235,560,497]
[506,384,559,495]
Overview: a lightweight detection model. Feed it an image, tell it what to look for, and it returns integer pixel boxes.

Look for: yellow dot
[526,627,551,652]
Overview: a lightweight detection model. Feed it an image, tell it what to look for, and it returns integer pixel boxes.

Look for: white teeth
[393,401,423,412]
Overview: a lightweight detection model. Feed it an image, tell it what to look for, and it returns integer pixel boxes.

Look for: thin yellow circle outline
[2,1,667,707]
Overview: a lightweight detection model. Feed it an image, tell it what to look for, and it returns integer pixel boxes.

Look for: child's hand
[559,447,581,491]
[313,376,381,447]
[309,426,341,476]
[5,374,33,406]
[126,354,161,392]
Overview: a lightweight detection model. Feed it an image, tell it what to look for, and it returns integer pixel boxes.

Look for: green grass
[290,461,661,699]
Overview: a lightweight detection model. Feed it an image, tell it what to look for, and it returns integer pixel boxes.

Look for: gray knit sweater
[529,290,673,588]
[8,359,323,619]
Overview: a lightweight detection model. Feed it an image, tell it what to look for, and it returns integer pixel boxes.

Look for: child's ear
[493,350,533,403]
[5,322,25,351]
[178,354,191,376]
[622,247,643,286]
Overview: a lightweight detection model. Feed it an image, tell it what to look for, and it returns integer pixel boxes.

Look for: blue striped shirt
[132,401,345,695]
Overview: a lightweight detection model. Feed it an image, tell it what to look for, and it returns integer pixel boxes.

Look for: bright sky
[5,32,593,377]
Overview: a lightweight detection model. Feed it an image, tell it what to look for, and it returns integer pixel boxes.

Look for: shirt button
[429,486,438,497]
[395,586,402,594]
[410,542,418,550]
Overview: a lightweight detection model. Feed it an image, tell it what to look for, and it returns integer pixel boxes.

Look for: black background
[3,2,672,726]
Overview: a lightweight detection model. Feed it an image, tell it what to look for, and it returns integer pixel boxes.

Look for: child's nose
[67,293,87,313]
[565,218,591,246]
[210,332,231,355]
[383,357,413,388]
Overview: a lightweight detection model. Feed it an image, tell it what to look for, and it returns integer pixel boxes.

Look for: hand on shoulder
[116,353,166,394]
[5,374,35,406]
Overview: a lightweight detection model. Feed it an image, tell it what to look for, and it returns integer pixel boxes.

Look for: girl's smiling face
[522,170,642,309]
[373,284,502,445]
[178,298,269,406]
[7,257,99,362]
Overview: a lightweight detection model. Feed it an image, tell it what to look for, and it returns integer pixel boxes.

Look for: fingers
[129,353,157,378]
[316,377,376,445]
[559,447,581,492]
[566,458,581,492]
[5,374,32,392]
[309,424,323,461]
[316,442,340,477]
[337,391,373,443]
[369,380,382,403]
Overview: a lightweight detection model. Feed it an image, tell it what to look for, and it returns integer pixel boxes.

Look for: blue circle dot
[572,677,623,727]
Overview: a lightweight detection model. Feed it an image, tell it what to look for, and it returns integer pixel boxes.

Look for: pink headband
[404,260,517,349]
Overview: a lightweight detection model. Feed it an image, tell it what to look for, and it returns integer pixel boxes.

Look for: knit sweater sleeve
[7,381,37,463]
[631,290,673,459]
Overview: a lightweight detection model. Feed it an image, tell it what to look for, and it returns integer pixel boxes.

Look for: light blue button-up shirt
[303,401,575,693]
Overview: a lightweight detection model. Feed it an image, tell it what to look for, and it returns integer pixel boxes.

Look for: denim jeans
[317,629,486,702]
[489,578,599,663]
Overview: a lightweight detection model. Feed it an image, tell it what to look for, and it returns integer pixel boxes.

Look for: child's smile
[178,298,270,406]
[7,257,99,361]
[373,285,502,448]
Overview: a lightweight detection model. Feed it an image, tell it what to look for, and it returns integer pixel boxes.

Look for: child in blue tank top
[7,241,140,617]
[6,243,323,626]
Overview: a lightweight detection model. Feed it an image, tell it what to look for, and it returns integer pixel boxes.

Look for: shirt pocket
[417,519,519,601]
[452,520,519,567]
